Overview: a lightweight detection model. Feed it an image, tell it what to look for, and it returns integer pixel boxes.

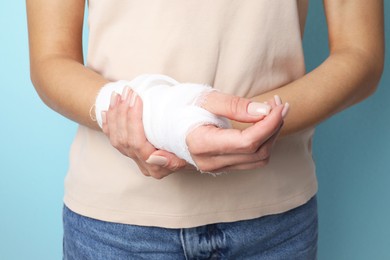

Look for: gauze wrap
[95,74,231,166]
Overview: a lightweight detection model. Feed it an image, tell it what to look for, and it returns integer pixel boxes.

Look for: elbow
[29,63,44,98]
[352,47,385,102]
[29,60,55,110]
[331,43,385,102]
[362,54,384,99]
[29,64,40,91]
[29,55,44,91]
[372,53,385,92]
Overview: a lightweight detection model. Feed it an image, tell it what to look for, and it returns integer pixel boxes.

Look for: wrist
[94,80,131,128]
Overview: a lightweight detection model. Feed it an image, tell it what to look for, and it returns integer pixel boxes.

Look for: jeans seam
[180,228,189,260]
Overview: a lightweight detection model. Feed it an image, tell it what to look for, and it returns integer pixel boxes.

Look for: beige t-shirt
[64,0,317,228]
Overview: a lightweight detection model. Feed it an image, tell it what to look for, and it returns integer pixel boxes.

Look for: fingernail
[247,102,271,116]
[129,91,138,107]
[146,155,168,166]
[121,87,130,101]
[110,92,118,107]
[282,102,290,119]
[101,111,107,124]
[274,95,282,106]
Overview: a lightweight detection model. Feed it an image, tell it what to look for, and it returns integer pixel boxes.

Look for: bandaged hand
[96,74,286,176]
[96,74,232,167]
[100,87,187,179]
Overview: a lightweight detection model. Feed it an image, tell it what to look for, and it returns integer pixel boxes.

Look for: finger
[209,123,282,171]
[274,94,283,106]
[194,130,279,172]
[148,150,188,172]
[282,102,290,118]
[124,93,175,180]
[201,91,270,123]
[126,93,157,159]
[141,160,174,180]
[113,88,134,145]
[136,155,174,179]
[101,111,109,135]
[105,92,121,146]
[138,155,174,180]
[188,105,284,155]
[187,125,245,155]
[259,122,282,151]
[127,93,145,146]
[266,96,277,108]
[135,161,151,177]
[148,168,172,179]
[239,104,284,151]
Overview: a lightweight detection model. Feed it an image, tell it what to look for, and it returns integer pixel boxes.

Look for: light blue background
[0,2,389,259]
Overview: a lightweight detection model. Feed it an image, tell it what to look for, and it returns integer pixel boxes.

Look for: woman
[26,0,384,259]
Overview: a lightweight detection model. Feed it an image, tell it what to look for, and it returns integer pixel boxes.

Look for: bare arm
[26,0,107,130]
[26,0,190,178]
[230,0,385,135]
[26,0,284,176]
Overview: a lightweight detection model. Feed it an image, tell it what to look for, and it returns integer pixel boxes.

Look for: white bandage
[95,74,231,166]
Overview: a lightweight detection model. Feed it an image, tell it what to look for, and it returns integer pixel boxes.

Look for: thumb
[201,91,271,123]
[147,150,188,171]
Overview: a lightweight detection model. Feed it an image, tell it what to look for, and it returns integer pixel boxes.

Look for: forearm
[233,47,383,136]
[27,0,108,130]
[233,0,385,137]
[31,56,108,130]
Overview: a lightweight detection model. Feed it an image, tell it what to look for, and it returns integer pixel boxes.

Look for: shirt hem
[63,179,318,229]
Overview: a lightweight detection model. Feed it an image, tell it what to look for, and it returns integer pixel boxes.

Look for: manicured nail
[129,91,138,107]
[282,102,290,119]
[274,95,282,106]
[121,87,131,101]
[110,92,118,107]
[146,155,168,166]
[101,111,107,124]
[247,102,271,116]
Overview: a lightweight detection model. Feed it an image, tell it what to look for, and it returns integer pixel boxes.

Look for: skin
[26,0,384,179]
[224,1,385,135]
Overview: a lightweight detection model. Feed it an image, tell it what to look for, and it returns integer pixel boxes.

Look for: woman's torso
[64,0,317,228]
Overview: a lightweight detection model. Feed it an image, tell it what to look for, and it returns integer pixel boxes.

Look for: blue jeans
[63,196,318,260]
